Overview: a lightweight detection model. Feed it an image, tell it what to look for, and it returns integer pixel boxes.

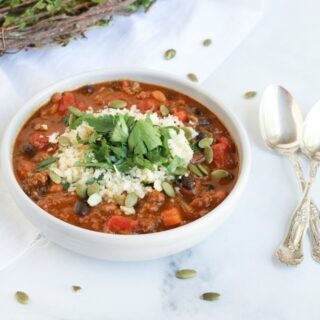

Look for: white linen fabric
[0,0,263,270]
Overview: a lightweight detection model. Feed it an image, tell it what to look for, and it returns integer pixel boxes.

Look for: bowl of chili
[1,69,250,261]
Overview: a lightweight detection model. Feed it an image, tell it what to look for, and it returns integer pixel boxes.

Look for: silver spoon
[288,101,320,262]
[260,85,320,264]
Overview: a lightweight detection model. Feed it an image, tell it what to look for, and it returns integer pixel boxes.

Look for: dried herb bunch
[0,0,155,54]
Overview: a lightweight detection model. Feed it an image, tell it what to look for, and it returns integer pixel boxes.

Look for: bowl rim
[1,68,251,241]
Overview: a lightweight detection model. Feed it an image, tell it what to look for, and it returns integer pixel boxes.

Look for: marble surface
[2,0,320,319]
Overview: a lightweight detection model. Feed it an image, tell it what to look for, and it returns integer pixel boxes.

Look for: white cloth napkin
[0,0,263,269]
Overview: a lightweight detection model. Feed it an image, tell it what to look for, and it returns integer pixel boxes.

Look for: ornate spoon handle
[276,159,319,265]
[287,154,320,262]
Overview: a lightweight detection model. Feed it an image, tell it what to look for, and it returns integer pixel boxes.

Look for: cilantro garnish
[128,118,162,155]
[63,108,192,175]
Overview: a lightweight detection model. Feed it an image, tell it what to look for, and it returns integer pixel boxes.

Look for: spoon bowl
[260,84,303,154]
[302,100,320,161]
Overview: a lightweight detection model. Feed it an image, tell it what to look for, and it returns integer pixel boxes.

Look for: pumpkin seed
[125,192,138,207]
[198,137,214,148]
[174,167,188,176]
[211,169,229,179]
[72,285,82,292]
[15,291,29,304]
[188,164,203,177]
[198,164,209,176]
[175,269,197,279]
[76,183,87,199]
[58,136,71,147]
[187,73,198,82]
[203,38,212,47]
[68,106,84,117]
[87,183,100,196]
[114,194,126,206]
[204,147,213,164]
[162,181,176,197]
[86,177,96,185]
[160,104,169,116]
[244,91,257,99]
[109,99,127,109]
[49,171,61,184]
[182,127,193,140]
[164,48,176,60]
[200,292,220,301]
[68,113,75,127]
[87,193,102,207]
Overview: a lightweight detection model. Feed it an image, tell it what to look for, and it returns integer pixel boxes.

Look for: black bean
[195,132,205,141]
[181,175,196,191]
[22,143,36,157]
[199,118,211,126]
[74,201,90,216]
[194,107,204,116]
[82,85,95,95]
[205,184,215,191]
[38,185,48,196]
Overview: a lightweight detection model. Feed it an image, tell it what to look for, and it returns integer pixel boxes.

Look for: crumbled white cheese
[48,132,59,144]
[167,129,194,165]
[88,193,102,207]
[120,206,136,215]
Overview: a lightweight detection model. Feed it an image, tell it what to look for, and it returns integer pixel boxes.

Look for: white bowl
[1,69,251,261]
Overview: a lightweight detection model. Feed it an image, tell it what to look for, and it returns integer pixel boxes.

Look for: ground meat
[25,172,49,188]
[136,191,166,233]
[79,210,108,232]
[190,190,228,209]
[37,194,79,225]
[137,191,166,215]
[138,214,162,233]
[100,201,122,215]
[22,171,49,200]
[121,80,141,95]
[16,160,35,180]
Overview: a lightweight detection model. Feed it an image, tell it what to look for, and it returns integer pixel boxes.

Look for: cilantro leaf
[167,156,186,174]
[116,158,134,172]
[93,139,110,162]
[71,115,114,133]
[133,155,155,171]
[68,106,84,117]
[110,145,127,159]
[128,118,162,155]
[111,115,129,143]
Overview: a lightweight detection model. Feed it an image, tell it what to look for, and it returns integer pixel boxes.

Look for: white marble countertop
[2,0,320,319]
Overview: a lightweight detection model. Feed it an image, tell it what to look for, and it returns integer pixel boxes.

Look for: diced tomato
[212,136,236,169]
[137,100,155,112]
[29,132,49,149]
[57,92,76,115]
[77,101,87,111]
[105,215,138,234]
[218,136,229,148]
[173,110,188,122]
[162,208,182,227]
